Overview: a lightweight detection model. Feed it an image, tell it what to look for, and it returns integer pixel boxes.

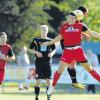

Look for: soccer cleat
[47,84,55,95]
[72,83,86,90]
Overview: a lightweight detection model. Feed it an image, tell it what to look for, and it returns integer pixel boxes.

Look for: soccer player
[0,32,15,85]
[60,5,90,89]
[42,10,100,95]
[28,25,56,100]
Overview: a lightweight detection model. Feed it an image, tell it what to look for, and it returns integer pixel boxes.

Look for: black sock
[47,94,51,100]
[67,68,77,83]
[34,86,40,97]
[46,86,51,100]
[46,86,48,94]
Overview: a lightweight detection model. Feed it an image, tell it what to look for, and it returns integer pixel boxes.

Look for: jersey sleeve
[82,23,88,32]
[7,48,14,57]
[29,38,36,49]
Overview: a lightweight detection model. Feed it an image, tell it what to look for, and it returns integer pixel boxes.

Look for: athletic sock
[34,86,40,99]
[52,71,61,87]
[46,86,48,94]
[89,69,100,82]
[46,86,51,100]
[67,68,77,83]
[47,94,51,100]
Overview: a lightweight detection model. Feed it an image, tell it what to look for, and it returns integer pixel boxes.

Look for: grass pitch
[0,84,100,100]
[0,94,100,100]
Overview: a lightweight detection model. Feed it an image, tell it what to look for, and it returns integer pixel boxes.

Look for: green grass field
[0,84,100,100]
[0,94,100,100]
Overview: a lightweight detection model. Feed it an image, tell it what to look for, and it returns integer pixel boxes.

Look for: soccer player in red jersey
[42,10,100,95]
[0,32,15,85]
[60,6,90,89]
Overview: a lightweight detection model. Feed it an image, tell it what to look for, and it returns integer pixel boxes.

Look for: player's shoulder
[33,37,41,42]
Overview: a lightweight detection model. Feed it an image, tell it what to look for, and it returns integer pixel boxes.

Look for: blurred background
[0,0,100,98]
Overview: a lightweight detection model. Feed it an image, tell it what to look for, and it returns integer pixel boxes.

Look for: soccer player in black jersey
[29,25,56,100]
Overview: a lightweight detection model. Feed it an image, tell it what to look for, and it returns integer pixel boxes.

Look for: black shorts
[35,59,51,79]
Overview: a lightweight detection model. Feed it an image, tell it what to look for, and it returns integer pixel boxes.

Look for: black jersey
[29,37,56,61]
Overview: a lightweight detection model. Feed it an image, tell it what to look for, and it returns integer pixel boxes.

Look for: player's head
[73,10,83,21]
[67,12,77,23]
[40,25,48,35]
[78,5,88,16]
[0,32,7,45]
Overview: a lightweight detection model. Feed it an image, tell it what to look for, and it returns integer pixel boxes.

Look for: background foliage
[0,0,100,53]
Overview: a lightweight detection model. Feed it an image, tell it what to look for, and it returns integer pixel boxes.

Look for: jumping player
[60,5,90,89]
[42,10,100,95]
[0,32,15,85]
[28,25,56,100]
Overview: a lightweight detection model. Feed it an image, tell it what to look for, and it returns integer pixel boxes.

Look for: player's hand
[41,42,50,46]
[36,51,43,57]
[48,53,52,58]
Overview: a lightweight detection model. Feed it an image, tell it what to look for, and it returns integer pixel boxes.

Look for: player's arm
[84,29,100,39]
[82,23,100,39]
[2,48,15,62]
[42,34,62,46]
[48,44,56,57]
[49,49,56,57]
[82,32,91,41]
[28,39,43,57]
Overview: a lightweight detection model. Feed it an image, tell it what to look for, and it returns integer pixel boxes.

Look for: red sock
[89,69,100,82]
[52,71,61,87]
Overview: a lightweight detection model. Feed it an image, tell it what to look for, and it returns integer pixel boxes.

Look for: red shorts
[60,47,87,64]
[0,69,5,84]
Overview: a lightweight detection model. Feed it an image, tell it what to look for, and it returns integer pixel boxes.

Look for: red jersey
[59,22,83,46]
[0,44,11,69]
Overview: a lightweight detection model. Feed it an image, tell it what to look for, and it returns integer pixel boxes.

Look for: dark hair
[78,5,88,14]
[69,12,76,17]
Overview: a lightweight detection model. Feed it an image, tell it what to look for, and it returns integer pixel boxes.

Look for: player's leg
[67,64,86,89]
[53,61,67,87]
[34,61,45,100]
[67,64,77,83]
[0,70,4,85]
[0,70,5,93]
[46,79,51,100]
[47,61,68,95]
[80,62,100,82]
[44,63,52,100]
[34,79,41,100]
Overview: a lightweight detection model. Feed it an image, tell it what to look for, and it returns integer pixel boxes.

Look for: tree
[0,0,99,54]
